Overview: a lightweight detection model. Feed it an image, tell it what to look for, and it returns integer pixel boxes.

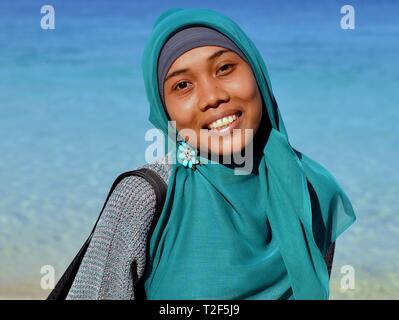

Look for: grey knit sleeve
[65,174,157,300]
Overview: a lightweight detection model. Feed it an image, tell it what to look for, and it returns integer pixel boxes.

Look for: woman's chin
[200,143,244,162]
[197,128,255,162]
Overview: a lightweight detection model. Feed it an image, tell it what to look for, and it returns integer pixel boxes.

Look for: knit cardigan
[65,154,335,300]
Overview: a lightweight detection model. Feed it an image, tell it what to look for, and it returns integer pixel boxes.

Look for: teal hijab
[141,8,356,300]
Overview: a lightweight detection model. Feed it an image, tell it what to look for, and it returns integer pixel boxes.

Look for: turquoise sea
[0,0,398,299]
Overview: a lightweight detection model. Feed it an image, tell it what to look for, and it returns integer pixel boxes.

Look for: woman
[66,8,356,300]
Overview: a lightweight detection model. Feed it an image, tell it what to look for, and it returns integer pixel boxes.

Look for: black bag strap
[47,167,167,300]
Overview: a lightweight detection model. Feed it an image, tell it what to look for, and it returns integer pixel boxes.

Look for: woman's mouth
[206,111,243,136]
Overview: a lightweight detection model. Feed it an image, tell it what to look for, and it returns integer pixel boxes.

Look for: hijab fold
[141,8,356,300]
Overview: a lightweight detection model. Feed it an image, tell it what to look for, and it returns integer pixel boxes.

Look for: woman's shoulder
[66,154,174,300]
[139,151,173,186]
[108,152,172,213]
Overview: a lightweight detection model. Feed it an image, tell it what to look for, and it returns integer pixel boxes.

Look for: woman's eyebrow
[165,68,189,83]
[164,49,232,83]
[207,48,232,61]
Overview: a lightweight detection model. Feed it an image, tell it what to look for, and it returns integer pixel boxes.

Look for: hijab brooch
[177,138,201,171]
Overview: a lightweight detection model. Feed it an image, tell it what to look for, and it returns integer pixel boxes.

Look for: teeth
[208,114,238,129]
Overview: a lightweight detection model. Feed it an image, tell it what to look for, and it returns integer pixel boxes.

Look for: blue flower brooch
[177,140,201,171]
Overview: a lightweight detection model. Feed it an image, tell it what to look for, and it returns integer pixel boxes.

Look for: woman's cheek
[174,105,198,132]
[242,77,260,101]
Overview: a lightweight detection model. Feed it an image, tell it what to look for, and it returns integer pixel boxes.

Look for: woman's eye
[217,64,234,74]
[174,81,189,91]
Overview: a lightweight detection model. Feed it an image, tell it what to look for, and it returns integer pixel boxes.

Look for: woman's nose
[198,78,229,111]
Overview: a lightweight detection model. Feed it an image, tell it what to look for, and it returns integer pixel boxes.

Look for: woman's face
[163,45,263,158]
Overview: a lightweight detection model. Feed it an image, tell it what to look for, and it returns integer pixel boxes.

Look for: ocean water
[0,0,398,299]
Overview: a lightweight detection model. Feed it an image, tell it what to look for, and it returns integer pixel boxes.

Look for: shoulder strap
[89,167,167,238]
[47,167,167,300]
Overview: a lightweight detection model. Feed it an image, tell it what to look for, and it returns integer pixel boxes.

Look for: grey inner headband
[158,26,249,105]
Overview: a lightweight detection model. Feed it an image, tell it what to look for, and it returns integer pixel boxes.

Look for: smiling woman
[63,8,356,300]
[162,43,263,157]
